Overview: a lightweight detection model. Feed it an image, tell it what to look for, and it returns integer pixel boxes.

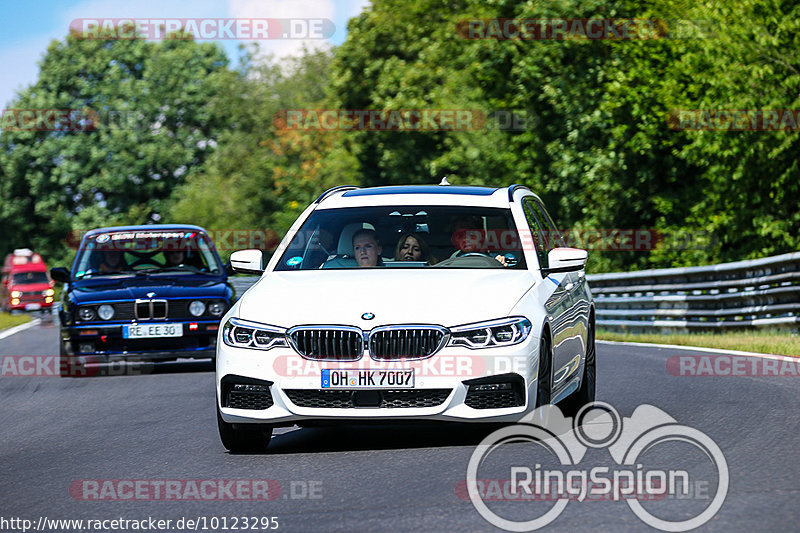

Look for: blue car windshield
[275,206,527,270]
[74,230,223,278]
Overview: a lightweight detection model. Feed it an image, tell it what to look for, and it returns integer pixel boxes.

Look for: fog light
[11,298,20,305]
[45,297,54,303]
[79,343,95,353]
[470,383,513,392]
[233,384,269,393]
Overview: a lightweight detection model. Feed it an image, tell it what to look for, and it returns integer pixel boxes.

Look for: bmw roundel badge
[361,312,375,320]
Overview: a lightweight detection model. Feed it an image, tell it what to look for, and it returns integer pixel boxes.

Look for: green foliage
[0,33,231,264]
[3,2,798,273]
[169,45,360,253]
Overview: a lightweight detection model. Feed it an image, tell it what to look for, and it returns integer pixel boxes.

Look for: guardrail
[229,253,800,334]
[587,252,800,333]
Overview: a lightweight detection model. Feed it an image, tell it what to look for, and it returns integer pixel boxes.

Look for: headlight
[189,300,206,317]
[448,317,532,349]
[43,288,55,297]
[97,304,115,320]
[222,317,288,350]
[78,307,96,321]
[10,291,22,298]
[208,301,226,317]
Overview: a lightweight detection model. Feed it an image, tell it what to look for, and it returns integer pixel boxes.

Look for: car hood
[238,270,537,328]
[69,276,229,303]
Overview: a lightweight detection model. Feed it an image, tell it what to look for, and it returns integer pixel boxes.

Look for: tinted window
[12,271,49,284]
[275,206,527,270]
[74,230,223,278]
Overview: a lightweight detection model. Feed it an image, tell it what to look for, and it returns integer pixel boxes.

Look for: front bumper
[63,320,220,360]
[7,299,54,311]
[216,335,540,425]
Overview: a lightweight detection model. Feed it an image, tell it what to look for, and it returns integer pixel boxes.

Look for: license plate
[123,323,183,339]
[321,369,414,389]
[24,303,41,311]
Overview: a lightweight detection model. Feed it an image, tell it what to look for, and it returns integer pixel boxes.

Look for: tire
[535,332,552,408]
[59,338,87,378]
[217,406,273,453]
[561,320,596,418]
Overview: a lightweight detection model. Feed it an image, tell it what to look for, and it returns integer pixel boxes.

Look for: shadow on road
[250,422,509,455]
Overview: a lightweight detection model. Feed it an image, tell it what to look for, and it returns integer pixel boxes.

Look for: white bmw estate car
[216,184,595,451]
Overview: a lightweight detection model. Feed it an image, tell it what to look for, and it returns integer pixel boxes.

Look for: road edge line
[596,339,795,361]
[0,318,41,340]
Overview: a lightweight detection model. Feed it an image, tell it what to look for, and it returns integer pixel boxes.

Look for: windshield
[12,271,49,284]
[74,230,223,279]
[275,206,526,270]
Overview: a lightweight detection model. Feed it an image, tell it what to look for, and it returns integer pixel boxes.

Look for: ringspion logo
[465,403,728,531]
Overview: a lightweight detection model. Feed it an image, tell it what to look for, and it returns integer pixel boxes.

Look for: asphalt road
[1,318,799,532]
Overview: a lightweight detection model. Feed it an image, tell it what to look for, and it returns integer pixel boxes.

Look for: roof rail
[507,184,530,201]
[314,185,359,204]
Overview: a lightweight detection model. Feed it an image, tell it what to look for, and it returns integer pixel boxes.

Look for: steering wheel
[459,252,494,258]
[459,251,515,267]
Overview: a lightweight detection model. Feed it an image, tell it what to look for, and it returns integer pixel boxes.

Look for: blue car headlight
[448,317,532,349]
[222,317,288,351]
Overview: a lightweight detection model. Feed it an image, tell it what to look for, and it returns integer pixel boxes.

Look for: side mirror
[229,249,264,275]
[542,247,587,274]
[50,267,71,283]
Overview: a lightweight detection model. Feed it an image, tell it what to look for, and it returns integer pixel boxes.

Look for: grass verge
[597,329,800,357]
[0,312,33,332]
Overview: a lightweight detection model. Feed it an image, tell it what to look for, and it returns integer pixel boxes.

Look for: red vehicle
[1,249,55,312]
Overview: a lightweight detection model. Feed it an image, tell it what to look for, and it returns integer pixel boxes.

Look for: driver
[98,250,128,273]
[164,249,186,267]
[451,216,509,266]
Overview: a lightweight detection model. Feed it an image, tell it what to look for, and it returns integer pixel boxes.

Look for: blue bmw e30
[50,224,234,376]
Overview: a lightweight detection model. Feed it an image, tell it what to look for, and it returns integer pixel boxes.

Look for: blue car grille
[78,299,222,322]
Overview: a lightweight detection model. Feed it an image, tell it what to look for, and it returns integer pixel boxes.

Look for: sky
[0,0,371,108]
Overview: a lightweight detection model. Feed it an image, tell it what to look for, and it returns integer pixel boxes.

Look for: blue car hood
[69,275,229,304]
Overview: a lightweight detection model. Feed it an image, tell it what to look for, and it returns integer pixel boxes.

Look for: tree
[0,32,232,263]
